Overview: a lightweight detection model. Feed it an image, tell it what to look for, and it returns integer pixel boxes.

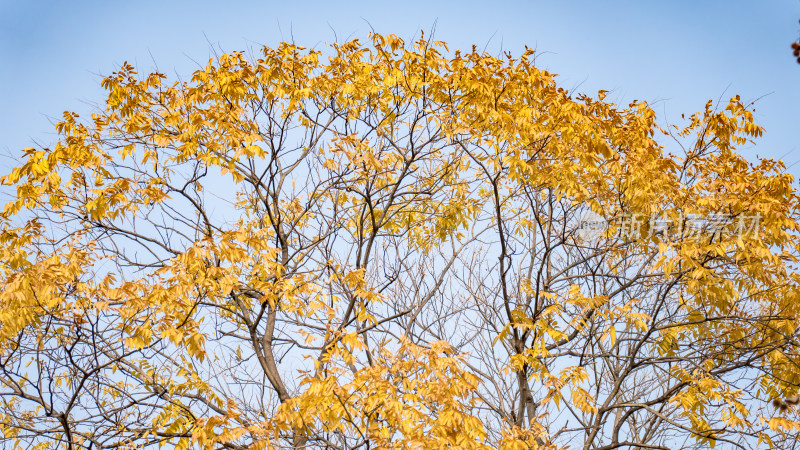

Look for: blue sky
[2,1,799,174]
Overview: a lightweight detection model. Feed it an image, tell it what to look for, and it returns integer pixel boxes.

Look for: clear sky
[2,1,799,176]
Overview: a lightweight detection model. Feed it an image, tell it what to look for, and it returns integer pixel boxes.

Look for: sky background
[1,1,799,177]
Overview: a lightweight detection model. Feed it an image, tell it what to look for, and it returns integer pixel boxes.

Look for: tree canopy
[1,33,800,449]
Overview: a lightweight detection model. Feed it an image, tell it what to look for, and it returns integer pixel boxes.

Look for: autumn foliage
[1,34,799,449]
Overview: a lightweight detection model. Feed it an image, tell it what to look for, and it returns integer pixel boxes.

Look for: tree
[1,33,799,450]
